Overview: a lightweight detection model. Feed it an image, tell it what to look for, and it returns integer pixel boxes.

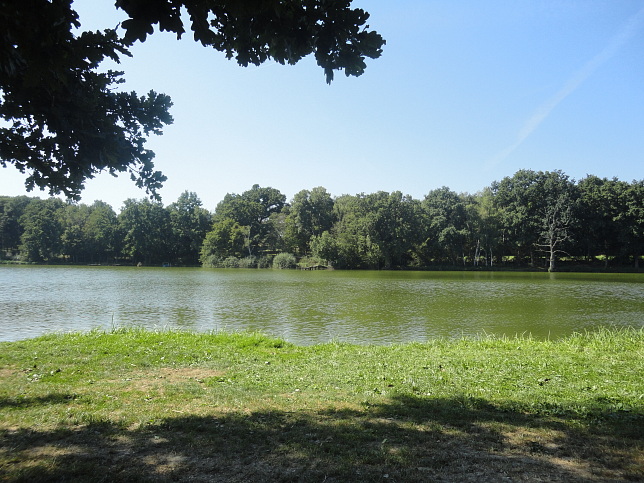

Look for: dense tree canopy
[0,0,385,200]
[116,0,385,83]
[2,171,642,270]
[288,187,335,253]
[213,184,286,256]
[420,187,468,266]
[18,197,64,262]
[1,0,173,200]
[167,191,212,265]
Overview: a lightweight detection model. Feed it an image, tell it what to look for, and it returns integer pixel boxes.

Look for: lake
[1,266,642,345]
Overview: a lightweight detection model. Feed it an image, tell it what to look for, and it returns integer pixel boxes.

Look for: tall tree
[616,180,644,268]
[288,187,335,254]
[471,188,501,267]
[167,191,212,265]
[492,170,578,269]
[0,195,32,255]
[577,176,626,267]
[84,200,119,264]
[1,1,384,199]
[59,202,92,263]
[200,218,247,265]
[365,191,421,268]
[310,230,340,266]
[266,211,298,254]
[118,198,172,264]
[214,185,286,255]
[329,193,380,268]
[19,197,64,262]
[535,171,577,272]
[491,170,544,266]
[420,187,469,266]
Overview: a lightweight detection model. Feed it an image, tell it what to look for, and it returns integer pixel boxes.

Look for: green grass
[1,328,642,482]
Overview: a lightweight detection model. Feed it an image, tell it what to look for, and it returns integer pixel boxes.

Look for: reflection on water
[1,266,642,344]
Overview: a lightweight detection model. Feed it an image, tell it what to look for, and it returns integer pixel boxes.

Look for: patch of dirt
[110,367,225,393]
[0,366,18,379]
[134,367,225,382]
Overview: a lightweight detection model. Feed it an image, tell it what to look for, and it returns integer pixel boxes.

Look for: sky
[2,0,643,212]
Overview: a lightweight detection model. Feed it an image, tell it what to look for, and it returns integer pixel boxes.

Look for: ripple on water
[1,266,642,344]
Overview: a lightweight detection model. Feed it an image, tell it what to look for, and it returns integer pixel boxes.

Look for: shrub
[297,256,327,269]
[238,256,257,268]
[201,255,223,268]
[221,256,240,268]
[257,255,273,269]
[273,252,296,269]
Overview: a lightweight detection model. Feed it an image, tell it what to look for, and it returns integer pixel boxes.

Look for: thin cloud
[487,5,644,169]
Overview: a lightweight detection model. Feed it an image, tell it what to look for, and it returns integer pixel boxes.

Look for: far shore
[2,259,643,273]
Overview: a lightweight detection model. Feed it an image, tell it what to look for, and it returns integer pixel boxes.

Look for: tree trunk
[474,239,480,266]
[548,247,556,272]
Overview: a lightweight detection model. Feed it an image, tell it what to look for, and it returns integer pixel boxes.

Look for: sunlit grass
[1,328,642,481]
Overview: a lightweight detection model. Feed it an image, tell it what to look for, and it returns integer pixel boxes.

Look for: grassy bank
[1,328,642,482]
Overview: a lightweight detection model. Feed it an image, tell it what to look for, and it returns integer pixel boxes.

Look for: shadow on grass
[1,394,642,482]
[0,393,77,409]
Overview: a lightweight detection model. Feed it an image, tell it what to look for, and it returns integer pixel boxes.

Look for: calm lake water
[1,266,642,345]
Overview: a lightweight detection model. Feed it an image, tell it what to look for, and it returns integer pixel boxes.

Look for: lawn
[1,328,642,482]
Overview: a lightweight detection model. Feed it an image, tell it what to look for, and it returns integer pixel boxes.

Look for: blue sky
[2,0,643,211]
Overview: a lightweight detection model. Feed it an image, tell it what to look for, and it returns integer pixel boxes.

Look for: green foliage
[83,201,119,264]
[168,191,212,265]
[310,231,339,266]
[325,192,421,269]
[2,171,642,268]
[273,252,297,269]
[536,171,577,271]
[1,0,172,200]
[221,256,241,268]
[297,255,328,269]
[368,191,422,268]
[256,255,274,269]
[0,195,32,255]
[58,203,91,263]
[116,0,385,84]
[289,187,336,253]
[199,254,271,269]
[492,170,543,262]
[200,218,247,263]
[237,255,257,269]
[1,1,384,199]
[329,194,378,268]
[198,254,222,268]
[578,175,622,264]
[118,198,172,265]
[213,185,286,256]
[19,198,64,262]
[420,187,469,266]
[620,180,644,267]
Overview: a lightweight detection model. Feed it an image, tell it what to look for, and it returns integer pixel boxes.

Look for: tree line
[1,170,642,271]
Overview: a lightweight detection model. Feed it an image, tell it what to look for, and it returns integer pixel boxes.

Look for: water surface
[1,266,642,344]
